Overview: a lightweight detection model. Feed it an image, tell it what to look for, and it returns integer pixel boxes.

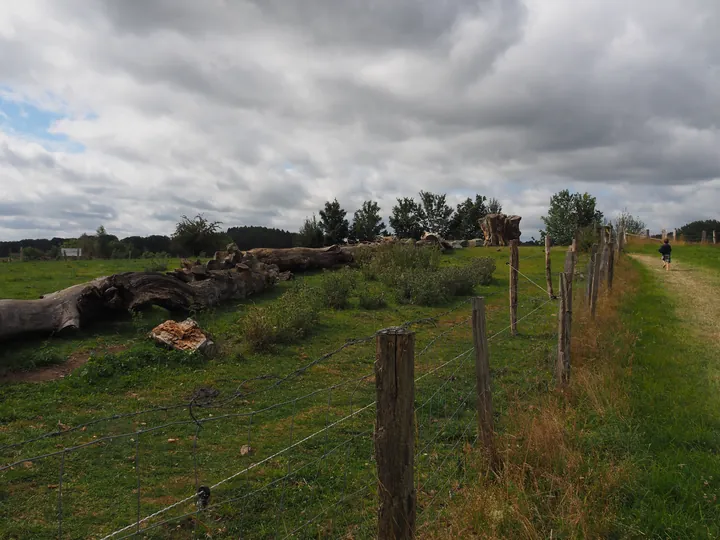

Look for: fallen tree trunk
[0,261,280,342]
[247,245,354,272]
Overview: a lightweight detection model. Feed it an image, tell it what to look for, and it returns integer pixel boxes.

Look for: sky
[0,0,718,242]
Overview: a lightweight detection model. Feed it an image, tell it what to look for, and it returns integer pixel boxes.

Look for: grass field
[1,246,569,539]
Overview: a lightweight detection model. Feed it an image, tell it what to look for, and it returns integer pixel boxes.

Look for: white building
[61,248,82,258]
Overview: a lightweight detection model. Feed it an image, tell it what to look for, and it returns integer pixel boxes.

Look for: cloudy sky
[0,0,718,241]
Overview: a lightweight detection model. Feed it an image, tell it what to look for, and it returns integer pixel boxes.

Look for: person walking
[659,238,672,271]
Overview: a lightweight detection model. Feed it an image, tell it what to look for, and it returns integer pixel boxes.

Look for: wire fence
[1,254,564,539]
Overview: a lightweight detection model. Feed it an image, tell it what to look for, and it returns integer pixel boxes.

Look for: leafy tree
[77,233,98,258]
[172,214,224,256]
[298,214,324,247]
[540,190,604,245]
[227,226,295,250]
[95,225,118,259]
[351,200,387,242]
[677,219,720,242]
[417,191,453,237]
[319,199,350,245]
[448,195,488,240]
[389,197,424,240]
[488,197,503,214]
[614,210,646,235]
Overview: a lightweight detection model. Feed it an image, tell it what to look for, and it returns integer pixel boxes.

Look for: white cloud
[0,0,718,241]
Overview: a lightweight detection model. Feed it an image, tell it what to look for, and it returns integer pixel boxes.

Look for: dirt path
[631,254,720,343]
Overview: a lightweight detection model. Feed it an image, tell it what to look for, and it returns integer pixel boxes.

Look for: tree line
[6,187,704,260]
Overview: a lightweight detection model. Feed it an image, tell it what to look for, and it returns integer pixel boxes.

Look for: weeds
[318,267,357,309]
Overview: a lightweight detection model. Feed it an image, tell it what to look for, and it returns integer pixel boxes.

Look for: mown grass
[627,238,720,273]
[1,246,573,538]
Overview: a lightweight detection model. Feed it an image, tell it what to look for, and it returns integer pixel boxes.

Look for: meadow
[0,246,568,538]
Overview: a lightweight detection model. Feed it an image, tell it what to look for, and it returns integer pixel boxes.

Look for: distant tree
[298,214,324,247]
[95,225,118,259]
[319,199,350,245]
[488,197,503,214]
[77,233,98,258]
[540,190,604,245]
[417,191,453,237]
[614,210,646,235]
[21,246,45,261]
[172,214,224,256]
[227,226,294,250]
[389,197,424,240]
[677,219,720,242]
[448,195,488,240]
[351,200,387,242]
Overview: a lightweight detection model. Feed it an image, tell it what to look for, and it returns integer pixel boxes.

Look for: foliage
[417,191,454,237]
[227,225,296,250]
[297,214,324,248]
[95,225,116,259]
[389,197,424,240]
[21,246,45,261]
[540,190,604,245]
[448,195,488,240]
[358,288,387,310]
[488,197,503,214]
[172,214,224,256]
[358,243,441,285]
[143,255,169,272]
[677,219,720,242]
[240,284,320,351]
[81,346,203,385]
[351,200,387,242]
[318,267,357,309]
[319,199,350,245]
[614,210,646,235]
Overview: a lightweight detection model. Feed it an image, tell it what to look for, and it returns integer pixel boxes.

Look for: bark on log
[480,214,522,247]
[0,261,279,342]
[247,245,354,272]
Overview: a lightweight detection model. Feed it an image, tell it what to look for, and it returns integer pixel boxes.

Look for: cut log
[0,258,280,342]
[247,245,353,272]
[480,214,522,247]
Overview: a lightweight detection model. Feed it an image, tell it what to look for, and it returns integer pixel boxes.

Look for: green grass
[628,240,720,273]
[613,258,720,537]
[0,247,569,539]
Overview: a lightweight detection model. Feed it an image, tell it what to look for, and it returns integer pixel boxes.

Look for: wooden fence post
[607,242,615,292]
[564,248,575,283]
[646,229,650,239]
[375,328,416,539]
[661,228,667,241]
[545,235,554,299]
[617,226,625,255]
[586,244,597,305]
[472,298,500,471]
[590,245,601,318]
[673,229,677,242]
[556,273,572,386]
[509,240,519,336]
[714,230,717,245]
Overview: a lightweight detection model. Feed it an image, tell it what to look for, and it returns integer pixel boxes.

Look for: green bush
[394,270,451,306]
[358,289,387,310]
[437,257,496,296]
[241,284,320,351]
[144,256,169,272]
[358,243,441,283]
[319,268,357,309]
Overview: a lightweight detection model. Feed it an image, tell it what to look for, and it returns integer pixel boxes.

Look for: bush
[144,256,169,272]
[319,268,357,309]
[358,243,441,283]
[394,270,451,306]
[437,257,496,296]
[358,289,387,310]
[21,247,45,261]
[241,284,320,351]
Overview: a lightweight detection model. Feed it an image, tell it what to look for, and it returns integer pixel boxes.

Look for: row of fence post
[650,228,717,244]
[374,230,626,537]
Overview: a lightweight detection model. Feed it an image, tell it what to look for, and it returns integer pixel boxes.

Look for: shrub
[318,268,357,309]
[469,257,496,286]
[21,247,45,261]
[436,257,496,296]
[358,289,387,310]
[240,284,320,351]
[144,256,169,272]
[395,270,451,306]
[358,243,441,282]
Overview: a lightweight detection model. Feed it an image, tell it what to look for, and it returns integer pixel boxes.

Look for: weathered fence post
[714,230,717,245]
[509,240,519,336]
[590,245,601,318]
[556,273,572,386]
[607,241,615,292]
[673,229,677,242]
[564,248,575,283]
[701,230,707,244]
[661,228,667,241]
[545,235,554,299]
[617,226,625,255]
[646,229,650,239]
[586,244,597,305]
[472,297,500,471]
[375,328,416,539]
